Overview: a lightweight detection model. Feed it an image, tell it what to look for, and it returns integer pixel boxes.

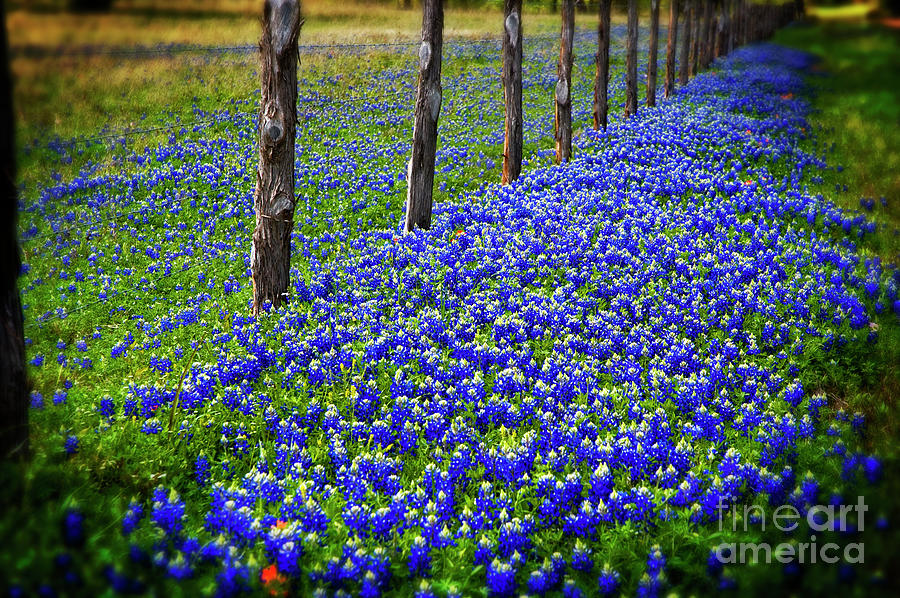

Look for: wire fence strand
[10,35,559,60]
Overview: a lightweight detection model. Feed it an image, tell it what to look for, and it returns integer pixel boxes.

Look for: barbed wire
[19,31,572,155]
[23,194,192,244]
[10,35,561,60]
[67,114,243,146]
[28,255,210,327]
[16,31,567,244]
[17,31,611,329]
[17,87,422,242]
[34,87,413,152]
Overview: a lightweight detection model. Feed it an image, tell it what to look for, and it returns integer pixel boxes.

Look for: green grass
[5,8,900,597]
[773,21,900,455]
[8,0,611,191]
[775,22,900,232]
[768,22,900,597]
[806,1,879,20]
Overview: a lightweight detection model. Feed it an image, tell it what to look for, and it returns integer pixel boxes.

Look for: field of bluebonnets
[6,13,900,598]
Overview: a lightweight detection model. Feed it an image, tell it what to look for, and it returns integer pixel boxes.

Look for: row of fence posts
[404,0,803,236]
[250,0,802,312]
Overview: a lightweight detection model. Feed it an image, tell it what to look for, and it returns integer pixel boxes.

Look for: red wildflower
[261,565,280,584]
[261,564,288,596]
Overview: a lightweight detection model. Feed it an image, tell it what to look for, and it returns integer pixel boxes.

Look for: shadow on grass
[776,21,900,227]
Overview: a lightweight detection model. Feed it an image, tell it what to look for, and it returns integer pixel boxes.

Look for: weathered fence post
[624,0,638,118]
[646,0,660,106]
[1,1,27,462]
[665,0,680,98]
[251,0,302,314]
[555,0,574,162]
[502,0,523,184]
[593,0,612,130]
[405,0,444,230]
[680,0,692,84]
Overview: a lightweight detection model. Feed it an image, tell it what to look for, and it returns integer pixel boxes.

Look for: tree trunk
[707,0,718,63]
[624,0,638,118]
[0,2,27,461]
[502,0,523,184]
[555,0,574,163]
[69,0,114,11]
[664,0,679,98]
[679,0,692,84]
[751,1,758,43]
[251,0,302,313]
[749,0,754,44]
[726,0,734,54]
[700,0,712,70]
[593,0,612,130]
[713,2,722,60]
[719,1,728,57]
[646,0,660,106]
[404,0,443,230]
[689,0,699,77]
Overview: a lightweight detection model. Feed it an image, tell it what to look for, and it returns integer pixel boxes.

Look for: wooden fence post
[502,0,523,184]
[0,0,28,461]
[646,0,660,106]
[624,0,638,118]
[555,0,574,162]
[404,0,444,230]
[665,0,679,98]
[680,0,692,84]
[251,0,302,313]
[593,0,612,130]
